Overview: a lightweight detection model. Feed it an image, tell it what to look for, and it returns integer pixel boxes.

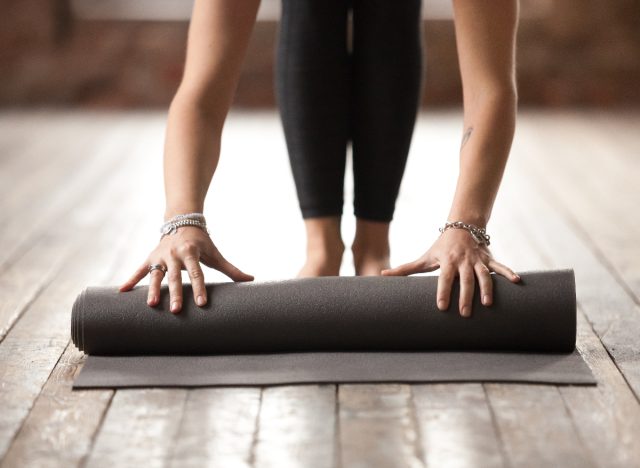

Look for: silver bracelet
[439,220,491,246]
[160,213,209,238]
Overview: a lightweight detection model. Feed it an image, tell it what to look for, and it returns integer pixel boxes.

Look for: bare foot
[351,218,391,276]
[298,217,345,277]
[352,246,390,276]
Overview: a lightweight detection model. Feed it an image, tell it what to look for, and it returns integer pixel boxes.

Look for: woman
[120,0,522,318]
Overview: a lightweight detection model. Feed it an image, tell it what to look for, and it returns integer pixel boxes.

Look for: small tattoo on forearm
[460,126,474,151]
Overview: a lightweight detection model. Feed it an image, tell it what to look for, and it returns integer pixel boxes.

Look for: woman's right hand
[119,226,254,313]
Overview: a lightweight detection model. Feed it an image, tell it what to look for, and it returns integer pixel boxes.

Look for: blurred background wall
[1,0,639,108]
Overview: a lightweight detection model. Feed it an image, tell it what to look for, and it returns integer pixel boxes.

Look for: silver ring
[148,263,167,274]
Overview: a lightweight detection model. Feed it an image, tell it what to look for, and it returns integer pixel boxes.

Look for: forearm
[447,88,517,227]
[163,92,222,220]
[448,0,519,228]
[161,0,260,220]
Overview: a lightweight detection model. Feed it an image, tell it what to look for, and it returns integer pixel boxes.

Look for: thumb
[202,246,254,282]
[214,257,254,282]
[381,260,438,277]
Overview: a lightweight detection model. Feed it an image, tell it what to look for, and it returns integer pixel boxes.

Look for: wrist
[164,205,204,222]
[160,212,209,238]
[446,213,488,229]
[439,220,491,246]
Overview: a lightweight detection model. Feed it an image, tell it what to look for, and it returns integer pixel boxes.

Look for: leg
[276,0,351,276]
[351,218,391,276]
[350,0,423,275]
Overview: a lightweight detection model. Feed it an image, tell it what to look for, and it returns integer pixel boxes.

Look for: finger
[474,263,494,306]
[147,267,165,307]
[119,261,149,292]
[183,254,207,307]
[204,253,254,282]
[458,265,475,318]
[167,260,183,313]
[436,264,456,311]
[381,260,438,277]
[488,260,521,283]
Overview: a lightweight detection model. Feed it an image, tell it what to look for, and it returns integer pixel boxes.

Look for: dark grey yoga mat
[71,269,596,388]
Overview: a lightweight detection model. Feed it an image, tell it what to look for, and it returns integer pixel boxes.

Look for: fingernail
[461,307,471,317]
[196,295,205,306]
[170,301,179,313]
[482,295,491,306]
[437,300,447,310]
[147,296,156,306]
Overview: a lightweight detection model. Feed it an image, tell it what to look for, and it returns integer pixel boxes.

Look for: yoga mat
[71,269,596,388]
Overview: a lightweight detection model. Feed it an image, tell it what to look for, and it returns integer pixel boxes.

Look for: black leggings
[276,0,423,222]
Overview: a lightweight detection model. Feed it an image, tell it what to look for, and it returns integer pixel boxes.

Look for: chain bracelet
[160,213,209,239]
[439,221,491,246]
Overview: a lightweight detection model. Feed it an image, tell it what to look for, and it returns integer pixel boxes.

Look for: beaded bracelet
[439,220,491,246]
[160,212,209,239]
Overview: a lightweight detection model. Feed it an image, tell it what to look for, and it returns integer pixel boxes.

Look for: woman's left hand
[381,228,520,317]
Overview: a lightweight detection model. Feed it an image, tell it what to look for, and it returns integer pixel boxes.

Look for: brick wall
[1,0,638,108]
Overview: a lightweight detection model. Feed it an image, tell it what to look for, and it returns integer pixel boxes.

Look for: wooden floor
[0,109,639,468]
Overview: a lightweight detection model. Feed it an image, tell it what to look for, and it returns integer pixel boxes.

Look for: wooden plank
[0,239,74,341]
[484,384,594,468]
[0,130,135,340]
[0,210,151,467]
[475,212,594,467]
[0,124,152,460]
[0,197,152,467]
[338,384,424,468]
[0,112,125,210]
[90,386,334,468]
[253,385,336,468]
[0,256,119,460]
[0,113,138,269]
[0,213,140,461]
[167,388,261,468]
[0,111,89,189]
[486,119,640,467]
[0,117,162,465]
[515,112,640,300]
[559,312,640,467]
[0,220,155,468]
[0,345,112,468]
[411,384,505,468]
[0,116,155,341]
[0,111,268,468]
[85,389,188,468]
[500,138,640,398]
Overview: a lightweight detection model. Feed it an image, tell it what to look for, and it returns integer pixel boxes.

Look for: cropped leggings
[276,0,423,222]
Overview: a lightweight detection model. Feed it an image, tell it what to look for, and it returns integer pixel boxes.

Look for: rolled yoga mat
[71,268,595,388]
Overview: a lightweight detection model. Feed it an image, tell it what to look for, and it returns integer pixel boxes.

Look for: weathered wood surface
[412,384,505,468]
[0,110,638,468]
[338,384,424,468]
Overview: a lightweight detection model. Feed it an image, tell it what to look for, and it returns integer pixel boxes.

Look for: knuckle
[189,268,203,280]
[444,252,460,263]
[178,242,199,256]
